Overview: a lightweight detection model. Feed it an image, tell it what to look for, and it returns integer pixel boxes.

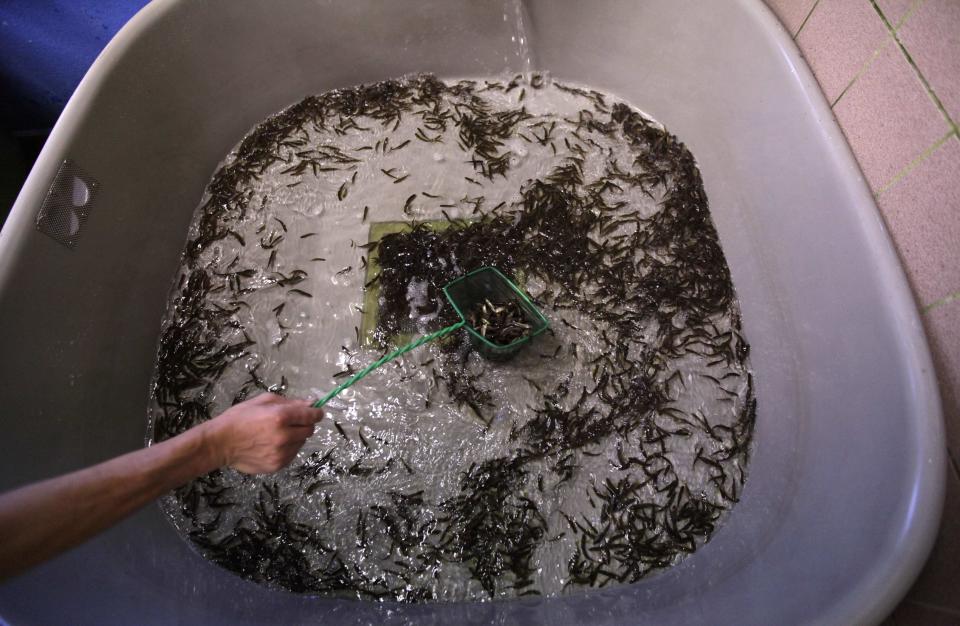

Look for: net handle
[312,320,465,408]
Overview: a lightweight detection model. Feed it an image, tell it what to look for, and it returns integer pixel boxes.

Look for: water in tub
[147,74,756,601]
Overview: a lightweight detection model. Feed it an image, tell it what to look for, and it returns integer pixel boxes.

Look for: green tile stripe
[890,0,927,30]
[870,0,960,135]
[924,290,960,313]
[831,39,893,108]
[878,129,957,195]
[793,0,823,38]
[833,0,929,109]
[830,0,960,195]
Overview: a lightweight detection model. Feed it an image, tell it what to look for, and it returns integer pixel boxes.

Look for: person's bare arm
[0,393,322,580]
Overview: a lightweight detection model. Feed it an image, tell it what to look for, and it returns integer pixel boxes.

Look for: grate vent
[35,160,99,249]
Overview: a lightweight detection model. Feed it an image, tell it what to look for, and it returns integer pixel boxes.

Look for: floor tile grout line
[831,37,892,108]
[793,0,822,39]
[832,0,920,109]
[924,289,960,313]
[870,0,960,135]
[893,0,927,30]
[877,129,956,196]
[897,45,959,135]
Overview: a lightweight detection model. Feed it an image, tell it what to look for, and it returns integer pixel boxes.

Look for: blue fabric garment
[0,0,149,129]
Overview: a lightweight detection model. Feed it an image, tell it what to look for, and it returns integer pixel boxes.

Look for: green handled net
[312,266,549,408]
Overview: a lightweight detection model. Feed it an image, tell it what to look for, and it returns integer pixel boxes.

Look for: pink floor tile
[764,0,818,36]
[924,301,960,459]
[893,601,960,626]
[898,0,960,124]
[796,0,891,102]
[878,0,920,28]
[875,136,960,306]
[834,41,950,192]
[901,452,960,612]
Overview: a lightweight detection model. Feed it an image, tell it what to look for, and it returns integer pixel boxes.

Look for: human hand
[202,393,323,474]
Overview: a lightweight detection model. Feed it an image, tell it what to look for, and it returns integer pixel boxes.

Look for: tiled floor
[765,1,960,624]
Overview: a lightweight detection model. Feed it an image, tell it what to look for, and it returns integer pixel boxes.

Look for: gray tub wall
[0,1,943,625]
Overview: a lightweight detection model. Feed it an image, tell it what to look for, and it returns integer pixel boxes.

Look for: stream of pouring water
[504,0,535,75]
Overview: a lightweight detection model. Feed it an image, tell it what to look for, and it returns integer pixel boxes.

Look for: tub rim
[0,1,945,624]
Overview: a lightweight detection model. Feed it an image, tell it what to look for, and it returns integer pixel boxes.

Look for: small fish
[403,194,417,215]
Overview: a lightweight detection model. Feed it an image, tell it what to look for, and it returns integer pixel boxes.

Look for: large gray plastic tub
[0,1,945,624]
